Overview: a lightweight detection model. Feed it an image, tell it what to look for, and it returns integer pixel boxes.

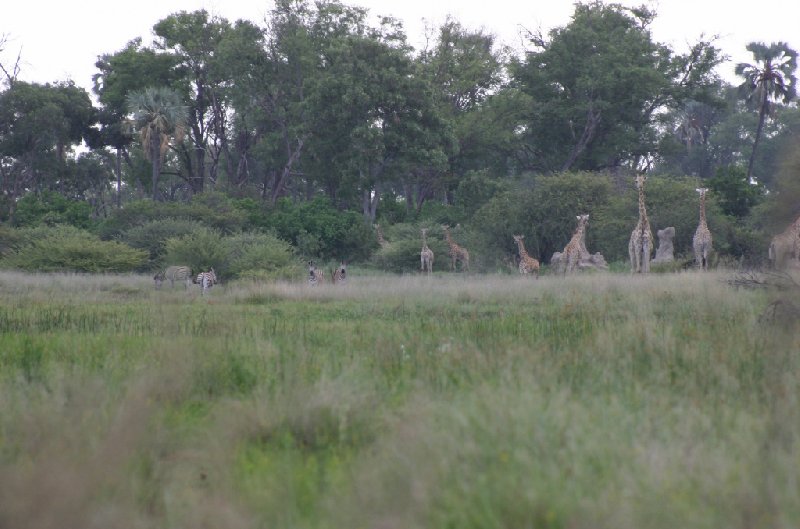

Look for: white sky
[3,0,800,93]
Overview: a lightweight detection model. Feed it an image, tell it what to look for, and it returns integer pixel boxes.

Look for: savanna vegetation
[0,0,798,275]
[2,1,800,526]
[0,271,798,528]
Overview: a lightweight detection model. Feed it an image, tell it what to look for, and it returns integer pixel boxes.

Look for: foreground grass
[0,270,797,529]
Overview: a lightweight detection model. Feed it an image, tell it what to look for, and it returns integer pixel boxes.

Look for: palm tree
[126,87,187,200]
[735,42,797,181]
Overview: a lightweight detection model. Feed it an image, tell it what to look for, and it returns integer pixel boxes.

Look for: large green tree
[511,2,722,173]
[0,81,95,221]
[735,41,797,181]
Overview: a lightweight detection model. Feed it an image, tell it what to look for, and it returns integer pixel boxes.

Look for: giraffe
[373,224,389,249]
[768,216,800,269]
[628,173,653,273]
[692,188,713,270]
[561,214,590,274]
[442,225,470,272]
[420,228,434,274]
[512,235,540,278]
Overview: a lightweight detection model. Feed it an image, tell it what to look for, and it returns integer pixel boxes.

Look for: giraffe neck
[699,193,707,226]
[638,185,648,226]
[516,239,529,259]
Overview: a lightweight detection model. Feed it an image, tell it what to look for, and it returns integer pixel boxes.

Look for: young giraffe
[373,224,389,249]
[420,228,434,274]
[628,173,653,273]
[442,225,470,272]
[561,214,590,274]
[693,188,713,270]
[512,235,540,278]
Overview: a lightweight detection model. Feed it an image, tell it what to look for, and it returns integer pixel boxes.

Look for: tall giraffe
[561,214,590,274]
[693,188,713,270]
[512,235,540,278]
[628,173,653,273]
[420,228,434,274]
[442,226,470,272]
[373,224,389,249]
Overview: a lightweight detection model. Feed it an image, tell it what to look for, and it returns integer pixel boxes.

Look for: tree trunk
[746,89,769,182]
[115,147,122,208]
[150,130,161,201]
[562,105,600,172]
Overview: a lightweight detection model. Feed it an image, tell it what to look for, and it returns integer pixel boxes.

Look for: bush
[13,191,95,230]
[163,227,229,276]
[98,193,247,240]
[119,218,206,265]
[225,232,301,280]
[267,197,374,261]
[0,226,147,272]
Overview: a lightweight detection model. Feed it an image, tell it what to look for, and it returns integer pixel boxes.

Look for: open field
[0,270,798,529]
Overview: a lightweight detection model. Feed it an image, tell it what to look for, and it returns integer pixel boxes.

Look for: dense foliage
[1,0,798,272]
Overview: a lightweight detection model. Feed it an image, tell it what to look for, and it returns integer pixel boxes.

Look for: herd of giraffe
[324,176,799,282]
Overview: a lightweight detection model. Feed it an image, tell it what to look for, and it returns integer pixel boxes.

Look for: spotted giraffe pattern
[629,173,653,273]
[562,214,590,274]
[769,216,800,269]
[443,226,470,272]
[512,235,540,278]
[420,228,434,274]
[693,188,713,270]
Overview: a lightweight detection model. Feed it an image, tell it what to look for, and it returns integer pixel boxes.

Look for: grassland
[0,269,797,529]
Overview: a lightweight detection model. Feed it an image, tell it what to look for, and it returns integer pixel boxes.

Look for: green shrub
[0,226,147,272]
[98,193,247,240]
[13,191,95,229]
[225,232,301,279]
[163,227,229,276]
[119,218,206,265]
[267,197,374,261]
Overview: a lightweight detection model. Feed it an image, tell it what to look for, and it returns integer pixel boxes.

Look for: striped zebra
[154,265,193,289]
[308,261,324,286]
[331,261,347,284]
[196,268,217,296]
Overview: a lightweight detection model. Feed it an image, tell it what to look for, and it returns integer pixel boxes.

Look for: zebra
[154,265,193,289]
[308,261,324,286]
[331,261,347,284]
[196,268,217,296]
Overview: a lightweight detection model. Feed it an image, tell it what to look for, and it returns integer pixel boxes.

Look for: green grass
[0,270,797,529]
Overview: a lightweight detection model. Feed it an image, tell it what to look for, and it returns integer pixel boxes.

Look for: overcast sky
[3,0,799,93]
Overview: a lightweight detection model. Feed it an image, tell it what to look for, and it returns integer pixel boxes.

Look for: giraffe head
[513,234,524,243]
[421,228,428,237]
[576,214,589,226]
[695,187,709,197]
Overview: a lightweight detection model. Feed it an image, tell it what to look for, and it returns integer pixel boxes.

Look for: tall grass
[0,270,797,528]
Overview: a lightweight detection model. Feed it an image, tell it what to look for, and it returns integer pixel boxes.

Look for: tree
[126,87,188,201]
[0,81,95,222]
[92,38,178,206]
[735,41,798,181]
[511,2,722,173]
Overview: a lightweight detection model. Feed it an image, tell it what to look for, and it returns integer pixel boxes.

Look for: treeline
[0,0,798,273]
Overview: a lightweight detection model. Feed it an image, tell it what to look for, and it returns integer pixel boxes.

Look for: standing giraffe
[768,216,800,269]
[628,173,653,273]
[693,188,713,270]
[512,235,540,278]
[373,224,389,249]
[442,225,470,272]
[420,228,434,274]
[561,214,590,274]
